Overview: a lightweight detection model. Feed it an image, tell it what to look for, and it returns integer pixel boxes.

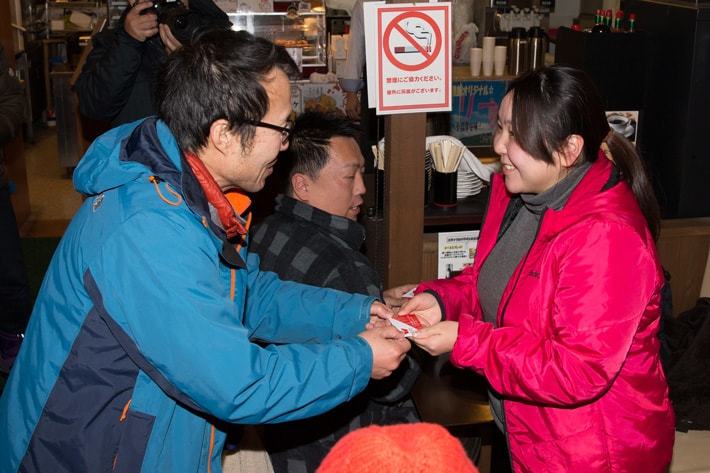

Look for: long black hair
[507,65,660,240]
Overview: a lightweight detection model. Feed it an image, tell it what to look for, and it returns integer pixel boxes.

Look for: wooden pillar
[383,112,427,287]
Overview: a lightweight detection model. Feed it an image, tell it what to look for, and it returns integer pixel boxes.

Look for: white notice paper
[437,230,480,278]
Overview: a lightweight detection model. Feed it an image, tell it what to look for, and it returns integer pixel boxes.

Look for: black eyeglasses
[250,120,293,144]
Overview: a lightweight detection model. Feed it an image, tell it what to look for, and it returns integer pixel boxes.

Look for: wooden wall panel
[657,218,710,316]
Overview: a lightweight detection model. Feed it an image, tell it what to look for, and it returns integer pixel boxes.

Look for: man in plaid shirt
[250,111,420,473]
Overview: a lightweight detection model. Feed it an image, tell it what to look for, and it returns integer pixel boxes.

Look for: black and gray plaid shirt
[250,194,382,298]
[250,195,419,473]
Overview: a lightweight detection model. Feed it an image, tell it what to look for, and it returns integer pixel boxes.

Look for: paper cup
[482,60,494,77]
[494,45,507,76]
[470,47,483,77]
[482,36,496,61]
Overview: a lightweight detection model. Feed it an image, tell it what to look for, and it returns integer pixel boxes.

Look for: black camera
[140,0,229,45]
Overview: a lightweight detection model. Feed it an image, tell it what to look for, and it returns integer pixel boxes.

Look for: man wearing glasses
[0,30,410,473]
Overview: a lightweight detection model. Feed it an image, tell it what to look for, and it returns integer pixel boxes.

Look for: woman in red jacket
[401,65,675,472]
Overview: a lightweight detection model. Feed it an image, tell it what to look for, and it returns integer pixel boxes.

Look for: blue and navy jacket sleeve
[86,210,373,424]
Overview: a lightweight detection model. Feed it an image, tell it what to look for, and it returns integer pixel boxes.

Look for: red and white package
[389,313,425,337]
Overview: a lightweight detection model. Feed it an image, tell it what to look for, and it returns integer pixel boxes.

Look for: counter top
[453,65,518,81]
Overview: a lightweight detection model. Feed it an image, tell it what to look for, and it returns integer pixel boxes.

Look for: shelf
[228,12,324,17]
[424,186,489,228]
[47,1,101,8]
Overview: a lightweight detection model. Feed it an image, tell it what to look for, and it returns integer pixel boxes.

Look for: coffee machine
[472,0,553,43]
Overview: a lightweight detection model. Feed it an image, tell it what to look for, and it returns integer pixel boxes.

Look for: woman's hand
[398,292,442,327]
[411,321,458,356]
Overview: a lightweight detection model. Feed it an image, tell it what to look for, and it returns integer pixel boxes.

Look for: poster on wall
[605,110,639,145]
[437,230,480,278]
[450,80,507,147]
[364,2,452,114]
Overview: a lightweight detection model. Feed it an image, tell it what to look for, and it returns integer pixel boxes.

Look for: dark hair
[279,111,362,195]
[156,29,299,153]
[507,65,660,240]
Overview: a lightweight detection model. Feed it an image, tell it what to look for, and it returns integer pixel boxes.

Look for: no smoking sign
[375,4,451,114]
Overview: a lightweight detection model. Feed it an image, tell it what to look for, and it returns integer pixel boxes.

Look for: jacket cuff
[450,313,476,368]
[116,28,146,49]
[423,289,447,322]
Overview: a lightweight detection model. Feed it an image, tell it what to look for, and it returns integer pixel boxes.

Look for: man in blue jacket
[0,30,409,473]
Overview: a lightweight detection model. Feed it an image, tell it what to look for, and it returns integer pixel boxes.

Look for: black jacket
[0,46,26,181]
[75,20,166,127]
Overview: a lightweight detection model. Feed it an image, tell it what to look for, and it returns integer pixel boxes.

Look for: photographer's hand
[125,0,159,42]
[159,24,183,53]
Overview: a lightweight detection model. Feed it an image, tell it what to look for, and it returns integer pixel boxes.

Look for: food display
[274,39,311,49]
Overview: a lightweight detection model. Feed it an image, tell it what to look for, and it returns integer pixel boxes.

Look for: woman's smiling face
[493,92,563,195]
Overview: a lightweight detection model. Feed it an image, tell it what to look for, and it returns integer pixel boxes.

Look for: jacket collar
[275,194,366,251]
[121,118,248,267]
[490,153,647,243]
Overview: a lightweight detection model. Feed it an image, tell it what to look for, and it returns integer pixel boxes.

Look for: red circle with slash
[383,11,442,72]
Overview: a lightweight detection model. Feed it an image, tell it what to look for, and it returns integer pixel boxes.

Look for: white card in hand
[388,317,418,337]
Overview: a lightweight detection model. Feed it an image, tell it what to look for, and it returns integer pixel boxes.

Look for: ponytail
[604,131,661,241]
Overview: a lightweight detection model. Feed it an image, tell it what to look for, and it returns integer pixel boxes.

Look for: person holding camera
[75,0,230,127]
[0,45,31,375]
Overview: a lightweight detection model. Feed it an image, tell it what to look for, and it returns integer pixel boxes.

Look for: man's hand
[398,292,442,327]
[344,91,361,120]
[125,0,159,42]
[359,325,410,379]
[365,300,393,330]
[370,300,393,320]
[159,23,183,53]
[411,321,458,356]
[383,283,417,310]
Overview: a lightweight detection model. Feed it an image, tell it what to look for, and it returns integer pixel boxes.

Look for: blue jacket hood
[73,118,183,196]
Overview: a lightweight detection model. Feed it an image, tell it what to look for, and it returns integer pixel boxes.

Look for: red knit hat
[316,423,480,473]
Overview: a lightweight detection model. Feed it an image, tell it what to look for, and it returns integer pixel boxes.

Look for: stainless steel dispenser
[508,27,529,75]
[528,26,547,70]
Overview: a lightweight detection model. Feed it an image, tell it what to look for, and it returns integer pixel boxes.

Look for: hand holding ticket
[389,313,425,337]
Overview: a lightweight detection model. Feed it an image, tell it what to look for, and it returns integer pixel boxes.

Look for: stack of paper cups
[469,47,483,77]
[494,45,507,76]
[482,36,495,76]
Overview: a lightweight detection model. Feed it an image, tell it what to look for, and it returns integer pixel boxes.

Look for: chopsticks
[429,140,464,173]
[371,144,385,171]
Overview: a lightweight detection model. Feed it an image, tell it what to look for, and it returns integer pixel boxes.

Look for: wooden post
[383,112,426,287]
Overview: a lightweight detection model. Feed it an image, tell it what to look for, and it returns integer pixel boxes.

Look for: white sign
[364,2,451,115]
[438,230,479,278]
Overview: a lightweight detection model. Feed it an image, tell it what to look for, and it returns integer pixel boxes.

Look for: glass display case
[228,5,327,68]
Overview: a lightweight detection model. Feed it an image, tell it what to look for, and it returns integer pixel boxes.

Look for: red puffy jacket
[419,156,675,472]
